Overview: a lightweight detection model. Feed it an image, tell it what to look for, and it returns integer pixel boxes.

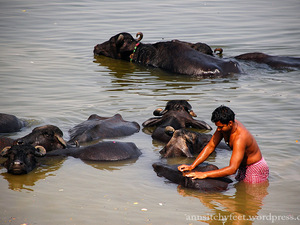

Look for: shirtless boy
[178,105,269,183]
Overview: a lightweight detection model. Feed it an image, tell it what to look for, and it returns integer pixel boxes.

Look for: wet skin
[178,120,262,180]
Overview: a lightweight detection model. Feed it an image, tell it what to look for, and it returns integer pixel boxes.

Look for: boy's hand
[183,171,207,180]
[178,164,193,172]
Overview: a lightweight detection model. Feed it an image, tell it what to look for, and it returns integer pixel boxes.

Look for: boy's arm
[178,130,223,172]
[184,138,245,179]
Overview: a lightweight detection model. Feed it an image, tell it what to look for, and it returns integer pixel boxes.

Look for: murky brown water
[1,0,300,224]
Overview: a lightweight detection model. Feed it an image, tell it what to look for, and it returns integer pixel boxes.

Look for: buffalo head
[1,145,46,175]
[160,126,231,158]
[142,100,212,143]
[15,125,67,151]
[94,32,143,61]
[160,127,212,157]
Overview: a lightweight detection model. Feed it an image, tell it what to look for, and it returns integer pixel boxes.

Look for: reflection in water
[94,55,138,78]
[82,158,140,171]
[179,181,269,224]
[94,55,240,89]
[0,156,65,192]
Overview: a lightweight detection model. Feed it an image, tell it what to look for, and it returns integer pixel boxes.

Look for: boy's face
[215,121,233,133]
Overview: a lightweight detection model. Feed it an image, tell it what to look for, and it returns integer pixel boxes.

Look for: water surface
[0,0,299,224]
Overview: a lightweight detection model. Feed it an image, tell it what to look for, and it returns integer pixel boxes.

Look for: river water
[0,0,299,224]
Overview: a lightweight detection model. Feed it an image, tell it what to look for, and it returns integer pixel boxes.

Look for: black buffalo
[0,113,26,133]
[153,162,232,192]
[68,114,140,146]
[1,141,141,174]
[15,125,67,151]
[160,127,230,158]
[46,141,142,161]
[142,100,212,143]
[94,32,241,76]
[1,145,46,175]
[235,52,300,69]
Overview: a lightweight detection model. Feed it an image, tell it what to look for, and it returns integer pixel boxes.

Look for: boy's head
[211,105,235,125]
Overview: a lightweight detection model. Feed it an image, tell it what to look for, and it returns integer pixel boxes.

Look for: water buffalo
[94,32,241,76]
[142,100,212,143]
[0,113,26,133]
[15,125,67,151]
[153,162,232,192]
[1,141,141,174]
[160,127,230,158]
[46,141,142,161]
[68,114,140,146]
[1,145,46,175]
[235,52,300,69]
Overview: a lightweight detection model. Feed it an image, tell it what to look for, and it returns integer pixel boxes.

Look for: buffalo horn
[55,134,67,148]
[214,48,223,55]
[34,145,47,156]
[1,146,11,156]
[153,108,164,116]
[136,32,143,42]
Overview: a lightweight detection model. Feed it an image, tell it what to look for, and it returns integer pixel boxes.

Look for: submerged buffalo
[142,100,212,143]
[235,52,300,69]
[15,125,67,151]
[1,141,141,174]
[160,127,230,158]
[68,114,140,146]
[94,32,300,74]
[46,141,142,161]
[0,113,26,133]
[1,145,46,175]
[94,32,241,76]
[153,162,232,192]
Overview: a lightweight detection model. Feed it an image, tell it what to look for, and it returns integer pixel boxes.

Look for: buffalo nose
[13,160,23,165]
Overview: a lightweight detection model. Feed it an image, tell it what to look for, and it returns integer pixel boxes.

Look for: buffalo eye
[17,140,24,145]
[26,152,34,160]
[43,132,51,138]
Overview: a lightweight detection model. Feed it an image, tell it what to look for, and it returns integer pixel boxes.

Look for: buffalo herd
[1,100,234,191]
[2,32,299,191]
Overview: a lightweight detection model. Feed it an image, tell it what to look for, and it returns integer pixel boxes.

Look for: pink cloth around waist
[236,157,269,183]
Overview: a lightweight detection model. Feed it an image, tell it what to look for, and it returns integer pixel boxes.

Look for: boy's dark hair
[211,105,235,124]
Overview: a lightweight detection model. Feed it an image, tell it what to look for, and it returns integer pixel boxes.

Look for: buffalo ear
[189,110,197,117]
[116,34,124,46]
[142,117,161,127]
[34,145,46,156]
[1,146,11,157]
[188,120,212,130]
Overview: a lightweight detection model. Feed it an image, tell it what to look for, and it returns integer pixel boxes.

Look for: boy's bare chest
[223,133,235,148]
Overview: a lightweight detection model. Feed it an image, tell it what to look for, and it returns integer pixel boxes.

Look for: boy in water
[178,105,269,183]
